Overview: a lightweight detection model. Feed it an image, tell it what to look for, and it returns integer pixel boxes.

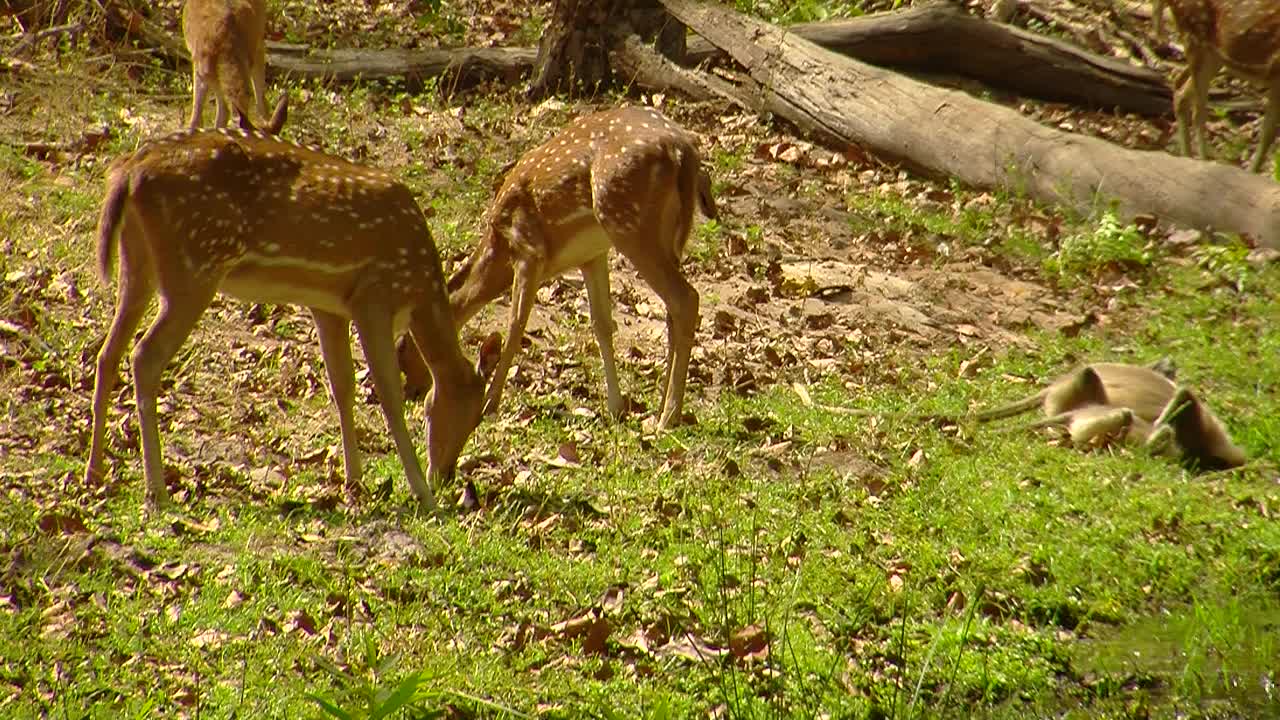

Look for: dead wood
[87,1,1168,118]
[277,6,1170,118]
[662,0,1280,249]
[610,34,757,110]
[684,4,1173,118]
[267,46,536,90]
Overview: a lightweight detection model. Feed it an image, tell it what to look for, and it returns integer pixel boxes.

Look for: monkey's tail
[971,390,1048,422]
[95,168,130,284]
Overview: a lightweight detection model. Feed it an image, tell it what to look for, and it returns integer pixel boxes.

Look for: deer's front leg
[1249,84,1280,173]
[484,262,541,418]
[351,301,435,511]
[311,309,362,485]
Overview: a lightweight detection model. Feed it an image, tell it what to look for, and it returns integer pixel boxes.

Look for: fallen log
[684,4,1173,118]
[266,46,536,89]
[252,6,1170,118]
[661,0,1280,249]
[106,1,1174,120]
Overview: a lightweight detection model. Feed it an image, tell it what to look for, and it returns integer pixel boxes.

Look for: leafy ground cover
[1,1,1277,718]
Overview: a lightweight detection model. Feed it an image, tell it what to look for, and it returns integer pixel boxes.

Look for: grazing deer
[1160,0,1280,172]
[86,127,486,510]
[183,0,286,133]
[444,106,717,429]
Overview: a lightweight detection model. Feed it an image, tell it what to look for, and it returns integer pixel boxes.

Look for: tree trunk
[527,0,686,99]
[661,0,1280,249]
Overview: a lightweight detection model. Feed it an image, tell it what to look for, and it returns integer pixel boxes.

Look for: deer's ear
[477,331,503,382]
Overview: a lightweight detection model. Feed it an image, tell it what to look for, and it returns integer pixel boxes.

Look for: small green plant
[690,219,723,263]
[733,0,869,23]
[1191,238,1251,291]
[412,1,466,43]
[308,658,424,720]
[712,147,747,175]
[0,145,43,181]
[511,8,548,46]
[1043,211,1152,281]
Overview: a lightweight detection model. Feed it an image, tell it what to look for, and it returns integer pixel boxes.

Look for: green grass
[843,181,1050,265]
[7,266,1275,716]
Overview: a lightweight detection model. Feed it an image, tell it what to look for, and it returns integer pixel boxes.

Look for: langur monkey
[959,360,1247,470]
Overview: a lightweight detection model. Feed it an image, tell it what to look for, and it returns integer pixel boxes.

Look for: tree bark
[661,0,1280,249]
[527,0,621,98]
[526,0,686,99]
[683,3,1173,118]
[611,34,755,109]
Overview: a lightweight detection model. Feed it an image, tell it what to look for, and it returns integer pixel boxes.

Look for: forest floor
[1,0,1278,718]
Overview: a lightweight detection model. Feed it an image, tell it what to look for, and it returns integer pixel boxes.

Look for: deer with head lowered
[183,0,287,133]
[433,106,716,429]
[1156,0,1280,172]
[86,127,486,510]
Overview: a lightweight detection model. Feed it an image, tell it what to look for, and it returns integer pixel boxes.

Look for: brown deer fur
[86,127,485,509]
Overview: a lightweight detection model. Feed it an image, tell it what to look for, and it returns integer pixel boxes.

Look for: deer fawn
[441,106,717,429]
[183,0,286,133]
[86,127,486,510]
[1159,0,1280,173]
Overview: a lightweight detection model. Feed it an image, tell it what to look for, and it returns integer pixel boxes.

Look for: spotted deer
[1159,0,1280,172]
[183,0,286,133]
[86,127,486,510]
[435,106,717,429]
